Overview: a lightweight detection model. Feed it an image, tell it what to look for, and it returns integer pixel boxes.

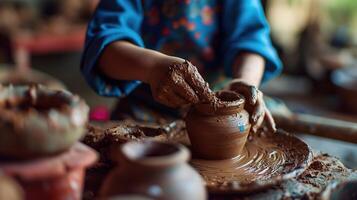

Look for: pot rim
[0,84,89,130]
[193,90,245,115]
[119,140,190,168]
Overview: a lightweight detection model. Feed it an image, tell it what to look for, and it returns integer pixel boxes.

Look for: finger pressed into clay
[181,61,214,102]
[155,84,177,107]
[252,111,265,133]
[155,60,213,105]
[229,82,258,106]
[251,98,264,123]
[167,92,188,108]
[157,84,189,108]
[264,108,276,132]
[168,70,199,104]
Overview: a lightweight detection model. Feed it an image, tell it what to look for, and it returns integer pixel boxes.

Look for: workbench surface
[83,121,357,200]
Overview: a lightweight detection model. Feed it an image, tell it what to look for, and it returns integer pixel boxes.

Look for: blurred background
[0,0,356,167]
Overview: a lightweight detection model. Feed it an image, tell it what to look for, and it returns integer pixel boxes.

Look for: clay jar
[0,143,98,200]
[100,140,207,200]
[185,90,250,160]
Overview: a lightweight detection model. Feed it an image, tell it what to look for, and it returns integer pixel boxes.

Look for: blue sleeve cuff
[80,28,144,97]
[224,40,282,84]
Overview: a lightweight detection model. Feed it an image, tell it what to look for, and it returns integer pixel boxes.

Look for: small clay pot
[185,90,250,160]
[0,85,89,159]
[0,143,98,200]
[100,140,207,200]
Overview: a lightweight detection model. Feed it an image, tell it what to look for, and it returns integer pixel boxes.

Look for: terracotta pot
[185,90,250,160]
[0,143,98,200]
[100,140,207,200]
[0,85,89,159]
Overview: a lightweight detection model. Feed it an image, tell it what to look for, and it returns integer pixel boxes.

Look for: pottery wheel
[190,129,312,194]
[84,122,312,194]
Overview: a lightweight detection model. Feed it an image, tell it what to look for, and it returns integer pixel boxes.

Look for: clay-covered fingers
[164,93,188,108]
[246,91,276,133]
[228,80,277,133]
[151,60,213,108]
[228,81,259,122]
[155,83,190,108]
[250,92,264,132]
[251,91,264,123]
[228,81,258,106]
[169,70,199,104]
[264,107,276,132]
[252,110,264,133]
[180,61,214,103]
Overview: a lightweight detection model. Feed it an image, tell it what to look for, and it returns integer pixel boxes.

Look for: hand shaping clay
[155,60,215,107]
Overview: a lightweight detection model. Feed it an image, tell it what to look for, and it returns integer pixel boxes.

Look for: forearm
[99,41,180,84]
[232,52,265,87]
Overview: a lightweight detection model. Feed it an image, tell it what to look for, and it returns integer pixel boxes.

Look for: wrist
[140,51,167,84]
[144,54,185,85]
[232,53,265,87]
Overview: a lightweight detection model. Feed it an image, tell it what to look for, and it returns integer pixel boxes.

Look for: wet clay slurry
[190,130,312,192]
[191,137,286,184]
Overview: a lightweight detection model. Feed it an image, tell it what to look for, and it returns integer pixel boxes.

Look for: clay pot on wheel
[100,140,207,200]
[185,90,250,160]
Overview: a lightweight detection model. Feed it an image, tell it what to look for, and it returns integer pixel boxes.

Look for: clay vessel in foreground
[100,140,207,200]
[185,90,250,160]
[0,143,98,200]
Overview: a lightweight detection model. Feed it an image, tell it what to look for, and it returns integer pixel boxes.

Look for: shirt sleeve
[221,0,282,83]
[80,0,144,97]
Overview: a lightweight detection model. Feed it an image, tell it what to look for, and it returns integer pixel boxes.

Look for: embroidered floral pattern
[142,0,218,72]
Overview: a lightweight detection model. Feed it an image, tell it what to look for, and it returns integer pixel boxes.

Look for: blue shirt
[81,0,282,97]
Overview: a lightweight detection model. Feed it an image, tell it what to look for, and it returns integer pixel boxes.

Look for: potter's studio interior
[0,0,357,199]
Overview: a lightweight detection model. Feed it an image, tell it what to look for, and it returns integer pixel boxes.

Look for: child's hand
[227,79,276,133]
[148,58,214,108]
